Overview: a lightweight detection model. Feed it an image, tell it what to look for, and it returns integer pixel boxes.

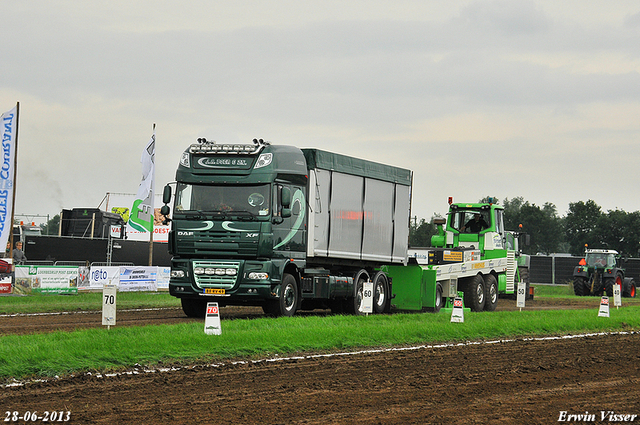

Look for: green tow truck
[385,200,521,312]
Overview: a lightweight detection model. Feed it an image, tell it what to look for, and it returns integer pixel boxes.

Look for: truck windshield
[586,253,616,268]
[450,209,490,232]
[174,183,271,218]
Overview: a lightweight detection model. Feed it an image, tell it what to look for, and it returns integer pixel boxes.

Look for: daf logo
[178,231,194,236]
[246,233,258,238]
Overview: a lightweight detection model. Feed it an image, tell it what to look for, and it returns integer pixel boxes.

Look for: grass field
[1,284,639,383]
[0,291,181,314]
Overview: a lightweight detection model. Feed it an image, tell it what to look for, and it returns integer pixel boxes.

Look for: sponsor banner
[126,131,156,236]
[14,266,79,295]
[87,266,121,290]
[88,266,167,291]
[0,106,17,252]
[119,266,158,292]
[0,257,12,293]
[157,266,170,290]
[104,193,169,242]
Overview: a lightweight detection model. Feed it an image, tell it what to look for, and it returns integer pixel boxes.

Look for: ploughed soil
[2,298,640,424]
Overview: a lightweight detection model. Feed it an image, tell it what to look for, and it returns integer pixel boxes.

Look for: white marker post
[451,297,464,323]
[204,302,222,335]
[102,283,117,329]
[598,296,610,318]
[361,281,373,315]
[516,281,527,311]
[613,284,622,309]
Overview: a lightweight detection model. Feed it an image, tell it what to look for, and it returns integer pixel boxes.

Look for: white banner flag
[0,106,17,252]
[127,128,156,235]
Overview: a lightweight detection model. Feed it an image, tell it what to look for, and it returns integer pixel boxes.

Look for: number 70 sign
[102,284,117,327]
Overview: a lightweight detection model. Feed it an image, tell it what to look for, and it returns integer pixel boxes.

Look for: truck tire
[278,273,299,317]
[432,283,444,313]
[518,267,531,300]
[351,269,370,315]
[573,278,588,296]
[483,274,498,312]
[372,271,389,314]
[463,274,485,312]
[623,278,636,298]
[181,298,207,318]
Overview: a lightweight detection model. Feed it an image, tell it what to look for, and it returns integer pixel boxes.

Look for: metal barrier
[530,255,640,284]
[23,260,54,266]
[54,261,90,267]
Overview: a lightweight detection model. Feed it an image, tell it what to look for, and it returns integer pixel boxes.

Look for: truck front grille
[192,260,240,289]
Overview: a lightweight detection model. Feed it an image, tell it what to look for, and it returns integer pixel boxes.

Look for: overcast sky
[2,0,640,224]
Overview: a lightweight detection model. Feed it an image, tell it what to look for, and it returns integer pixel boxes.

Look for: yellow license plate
[204,288,226,295]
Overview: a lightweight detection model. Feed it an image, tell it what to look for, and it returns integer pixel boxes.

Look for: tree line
[410,197,640,257]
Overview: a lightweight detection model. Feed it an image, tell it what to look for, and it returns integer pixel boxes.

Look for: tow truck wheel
[433,283,444,313]
[483,274,498,312]
[372,271,389,314]
[278,273,299,317]
[181,298,207,318]
[463,274,485,312]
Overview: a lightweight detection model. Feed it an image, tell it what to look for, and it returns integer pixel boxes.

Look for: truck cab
[430,202,507,259]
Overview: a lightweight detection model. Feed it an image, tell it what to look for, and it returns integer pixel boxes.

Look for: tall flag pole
[126,124,156,265]
[0,102,19,257]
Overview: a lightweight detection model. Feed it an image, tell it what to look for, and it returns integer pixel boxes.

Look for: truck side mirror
[280,187,292,218]
[162,184,172,205]
[281,187,291,208]
[160,205,170,217]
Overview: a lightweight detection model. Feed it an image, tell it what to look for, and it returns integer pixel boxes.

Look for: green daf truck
[161,138,411,317]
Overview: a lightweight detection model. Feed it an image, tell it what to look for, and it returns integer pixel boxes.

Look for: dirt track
[0,296,607,336]
[1,298,640,424]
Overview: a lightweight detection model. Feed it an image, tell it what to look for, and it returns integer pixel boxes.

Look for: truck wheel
[519,267,531,300]
[573,278,587,296]
[278,273,299,317]
[483,274,498,312]
[433,283,444,313]
[351,269,370,315]
[623,278,636,298]
[463,275,485,312]
[181,298,206,318]
[372,271,389,314]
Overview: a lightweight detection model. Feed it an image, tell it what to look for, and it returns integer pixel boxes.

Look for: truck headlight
[248,272,269,280]
[171,270,185,278]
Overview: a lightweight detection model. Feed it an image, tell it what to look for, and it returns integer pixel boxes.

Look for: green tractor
[573,249,636,297]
